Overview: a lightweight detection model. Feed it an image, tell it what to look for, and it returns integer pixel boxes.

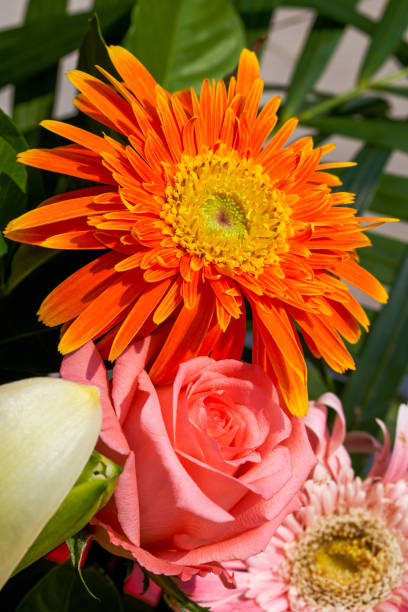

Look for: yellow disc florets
[290,512,403,610]
[161,149,293,274]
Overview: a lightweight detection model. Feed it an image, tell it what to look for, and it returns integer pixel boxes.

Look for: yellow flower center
[290,512,403,610]
[162,150,293,274]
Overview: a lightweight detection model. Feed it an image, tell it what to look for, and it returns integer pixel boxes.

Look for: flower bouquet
[0,0,407,610]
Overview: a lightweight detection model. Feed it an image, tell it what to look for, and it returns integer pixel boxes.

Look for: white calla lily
[0,377,101,588]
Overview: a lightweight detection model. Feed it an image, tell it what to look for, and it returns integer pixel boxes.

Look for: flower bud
[0,377,102,587]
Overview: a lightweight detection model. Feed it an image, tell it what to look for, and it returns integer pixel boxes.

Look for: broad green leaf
[0,378,101,587]
[340,145,391,215]
[358,232,406,286]
[15,563,123,612]
[301,117,408,154]
[123,0,246,92]
[12,0,67,141]
[78,14,116,79]
[25,0,68,21]
[371,173,408,221]
[0,109,28,216]
[358,0,408,84]
[0,235,7,257]
[15,452,122,574]
[0,174,27,247]
[281,15,346,121]
[342,248,408,427]
[4,245,58,295]
[0,137,27,190]
[0,108,29,154]
[231,0,275,50]
[0,0,135,89]
[0,111,28,266]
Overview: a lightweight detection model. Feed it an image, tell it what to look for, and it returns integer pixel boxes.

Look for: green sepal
[67,529,98,601]
[14,451,122,574]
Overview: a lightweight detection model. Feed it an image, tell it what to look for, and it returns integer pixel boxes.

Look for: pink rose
[61,338,315,579]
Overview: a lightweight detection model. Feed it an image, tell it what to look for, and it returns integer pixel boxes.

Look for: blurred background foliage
[0,0,407,609]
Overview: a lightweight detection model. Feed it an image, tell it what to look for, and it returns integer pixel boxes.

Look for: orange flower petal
[153,277,183,325]
[252,305,308,417]
[5,189,116,233]
[18,145,116,184]
[39,252,124,326]
[68,70,138,136]
[40,120,112,155]
[236,49,260,95]
[4,44,389,417]
[210,277,242,319]
[292,308,356,373]
[149,283,215,384]
[58,269,143,354]
[107,45,158,107]
[334,257,388,303]
[74,94,117,132]
[109,278,172,360]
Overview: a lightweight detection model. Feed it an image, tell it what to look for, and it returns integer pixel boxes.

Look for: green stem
[298,66,408,121]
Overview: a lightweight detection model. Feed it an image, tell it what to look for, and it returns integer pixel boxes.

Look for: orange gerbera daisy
[5,47,388,416]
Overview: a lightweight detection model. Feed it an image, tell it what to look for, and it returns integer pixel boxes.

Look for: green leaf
[66,531,90,573]
[0,109,28,222]
[0,137,27,191]
[123,0,246,92]
[282,0,371,30]
[4,245,58,295]
[278,0,408,66]
[0,111,29,271]
[231,0,275,50]
[342,247,408,427]
[0,108,29,154]
[15,451,122,575]
[12,0,68,141]
[371,173,408,221]
[78,14,116,79]
[358,232,406,286]
[25,0,68,21]
[0,173,27,252]
[0,235,7,257]
[67,530,96,601]
[373,84,408,98]
[307,360,330,400]
[15,562,123,612]
[358,0,408,84]
[339,145,391,215]
[0,0,135,89]
[335,95,390,118]
[281,15,345,120]
[301,117,408,154]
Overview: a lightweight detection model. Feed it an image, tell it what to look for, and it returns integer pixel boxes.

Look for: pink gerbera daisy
[181,396,408,612]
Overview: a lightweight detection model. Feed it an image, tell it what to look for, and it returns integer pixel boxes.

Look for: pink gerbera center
[289,511,402,609]
[242,470,408,612]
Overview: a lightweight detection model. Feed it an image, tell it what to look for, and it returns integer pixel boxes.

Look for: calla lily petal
[0,377,101,587]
